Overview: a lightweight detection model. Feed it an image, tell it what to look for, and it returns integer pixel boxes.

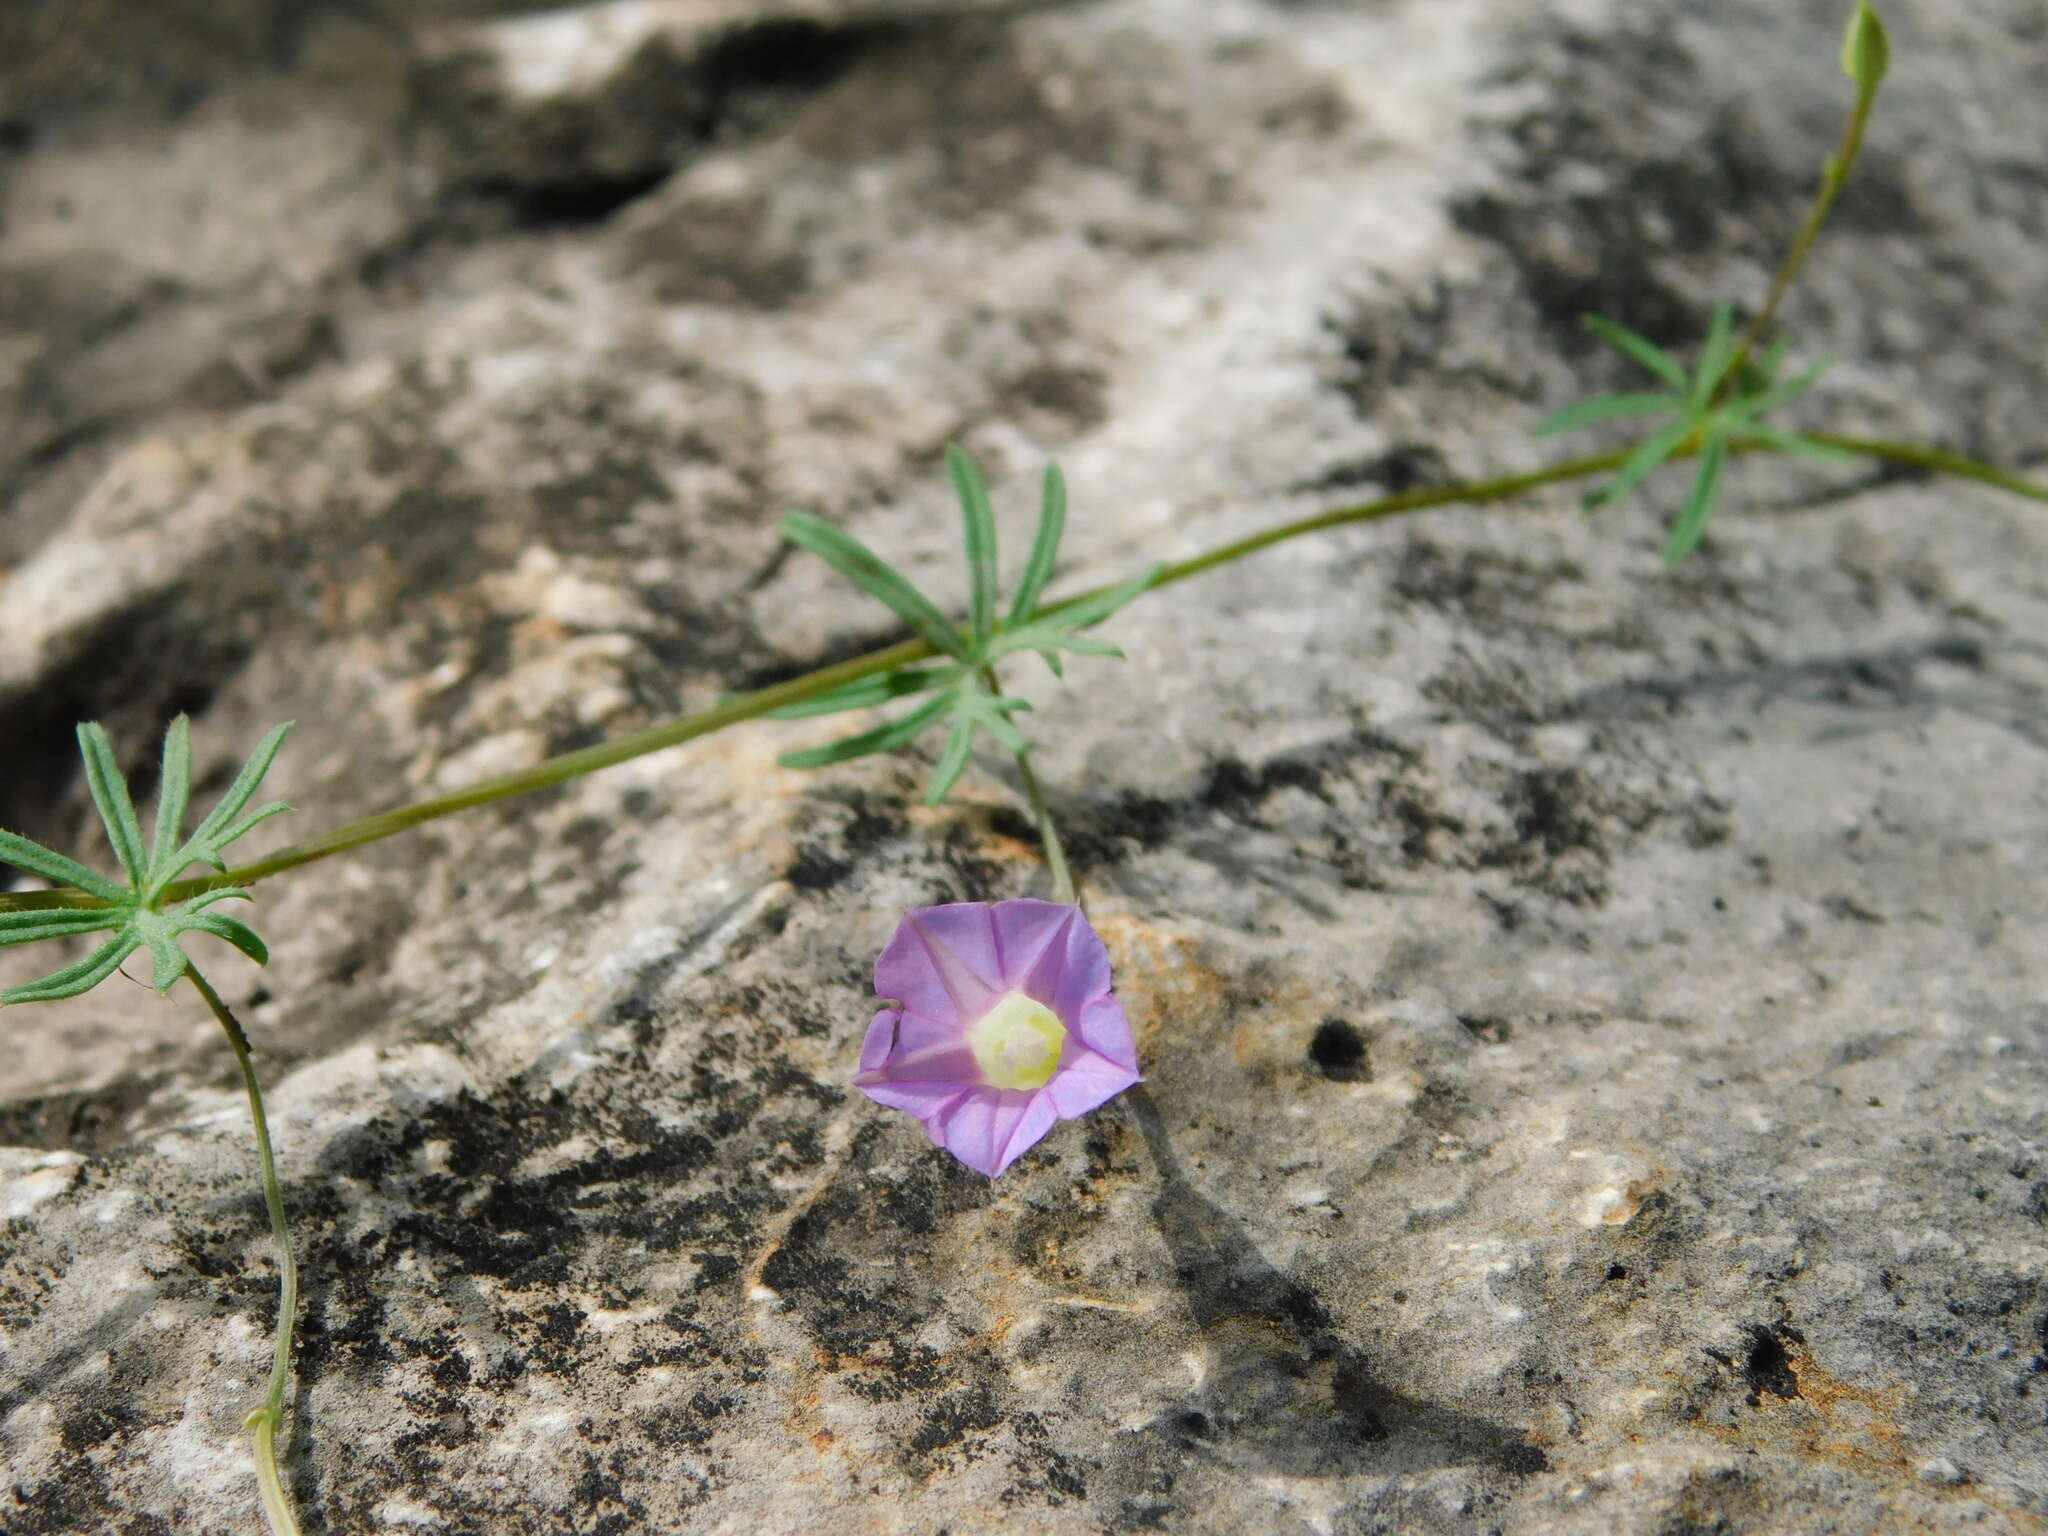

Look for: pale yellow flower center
[966,991,1067,1091]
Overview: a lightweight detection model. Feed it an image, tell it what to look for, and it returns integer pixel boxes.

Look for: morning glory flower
[856,899,1142,1177]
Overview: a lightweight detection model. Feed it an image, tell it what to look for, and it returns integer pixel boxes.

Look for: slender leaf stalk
[1014,753,1076,907]
[972,664,1077,905]
[186,965,301,1536]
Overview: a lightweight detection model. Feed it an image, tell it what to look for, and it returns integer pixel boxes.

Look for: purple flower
[856,899,1142,1177]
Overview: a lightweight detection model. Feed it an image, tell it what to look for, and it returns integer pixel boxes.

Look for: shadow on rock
[1121,1087,1544,1482]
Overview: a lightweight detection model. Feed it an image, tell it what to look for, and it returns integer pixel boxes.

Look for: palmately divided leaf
[0,718,288,1006]
[779,454,1151,805]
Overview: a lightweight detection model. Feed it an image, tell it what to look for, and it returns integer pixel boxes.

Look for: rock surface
[3,0,2047,1531]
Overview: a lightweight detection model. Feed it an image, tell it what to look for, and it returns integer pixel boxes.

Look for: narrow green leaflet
[1664,436,1728,565]
[0,718,290,1005]
[999,565,1163,675]
[1030,565,1163,633]
[78,722,147,885]
[1009,465,1067,628]
[927,717,978,808]
[778,693,954,770]
[1582,314,1687,390]
[1584,418,1696,516]
[0,829,127,902]
[1533,392,1680,437]
[780,512,970,662]
[177,721,290,879]
[1737,421,1858,464]
[1690,303,1739,409]
[764,666,955,720]
[150,716,194,876]
[949,445,1000,651]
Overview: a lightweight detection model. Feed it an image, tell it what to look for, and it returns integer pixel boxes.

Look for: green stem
[980,663,1077,905]
[141,452,1619,904]
[1811,433,2048,504]
[1720,76,1880,395]
[187,965,303,1536]
[1015,753,1081,909]
[1,437,2042,923]
[1146,450,1625,591]
[1015,752,1076,905]
[170,637,929,899]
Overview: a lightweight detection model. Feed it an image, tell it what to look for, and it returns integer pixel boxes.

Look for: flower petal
[1073,994,1139,1071]
[989,898,1079,992]
[1044,1042,1141,1120]
[851,1011,978,1097]
[875,903,1003,1022]
[858,1080,969,1121]
[1013,905,1112,1023]
[930,1088,1058,1178]
[859,1009,902,1073]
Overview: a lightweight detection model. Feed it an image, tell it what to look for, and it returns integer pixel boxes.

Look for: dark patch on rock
[425,18,903,231]
[785,844,853,892]
[1663,1464,1777,1536]
[1308,1018,1369,1081]
[1457,1014,1511,1045]
[1740,1323,1801,1405]
[0,1071,168,1154]
[1391,536,1587,634]
[905,1373,1006,1468]
[1298,442,1451,496]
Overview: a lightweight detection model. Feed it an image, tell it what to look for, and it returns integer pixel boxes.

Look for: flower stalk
[187,965,302,1536]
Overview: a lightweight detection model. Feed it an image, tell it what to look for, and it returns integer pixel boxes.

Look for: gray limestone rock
[2,0,2045,1531]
